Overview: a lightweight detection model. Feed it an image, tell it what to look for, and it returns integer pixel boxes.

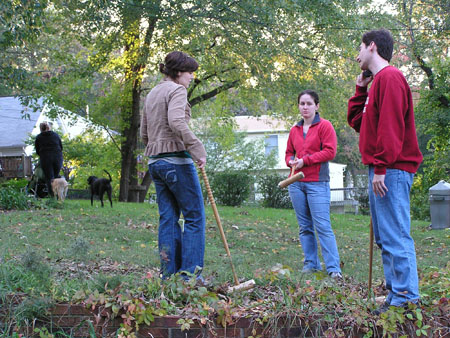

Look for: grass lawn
[1,199,448,296]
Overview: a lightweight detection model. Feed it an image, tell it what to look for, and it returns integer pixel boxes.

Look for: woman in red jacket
[285,90,342,279]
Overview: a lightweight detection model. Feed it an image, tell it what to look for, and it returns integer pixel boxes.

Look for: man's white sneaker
[329,272,343,279]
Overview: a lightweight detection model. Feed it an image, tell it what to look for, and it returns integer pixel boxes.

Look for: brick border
[5,303,355,338]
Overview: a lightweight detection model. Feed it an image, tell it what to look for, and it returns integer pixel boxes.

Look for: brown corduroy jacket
[140,78,206,162]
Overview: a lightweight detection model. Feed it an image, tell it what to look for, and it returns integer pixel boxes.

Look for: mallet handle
[200,167,240,286]
[368,218,374,293]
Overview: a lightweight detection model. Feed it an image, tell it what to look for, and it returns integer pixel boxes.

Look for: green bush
[257,173,292,209]
[0,186,55,210]
[0,178,28,191]
[208,171,252,206]
[410,174,430,221]
[354,188,370,215]
[0,187,34,210]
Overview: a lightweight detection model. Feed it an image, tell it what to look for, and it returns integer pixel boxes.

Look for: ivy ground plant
[0,200,449,337]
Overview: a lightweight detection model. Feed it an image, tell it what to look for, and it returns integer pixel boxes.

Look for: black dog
[87,170,113,207]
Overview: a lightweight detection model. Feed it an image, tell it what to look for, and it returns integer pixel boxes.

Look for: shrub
[0,187,34,210]
[410,174,430,221]
[0,178,28,191]
[354,188,370,215]
[257,173,292,209]
[0,186,57,210]
[0,183,61,210]
[207,171,252,206]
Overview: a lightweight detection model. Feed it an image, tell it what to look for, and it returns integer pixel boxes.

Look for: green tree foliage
[385,0,450,218]
[61,131,121,194]
[195,114,277,205]
[195,114,278,174]
[0,0,50,96]
[2,0,372,202]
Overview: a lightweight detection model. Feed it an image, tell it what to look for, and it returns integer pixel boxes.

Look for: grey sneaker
[372,301,391,315]
[302,268,319,274]
[372,301,418,315]
[328,272,343,279]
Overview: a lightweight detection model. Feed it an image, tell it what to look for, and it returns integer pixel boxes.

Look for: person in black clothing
[35,122,63,197]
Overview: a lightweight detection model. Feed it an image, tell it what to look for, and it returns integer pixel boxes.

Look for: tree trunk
[138,170,153,203]
[119,85,141,202]
[117,9,158,202]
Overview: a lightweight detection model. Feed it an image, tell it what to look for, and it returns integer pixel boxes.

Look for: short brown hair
[362,29,394,62]
[159,51,199,79]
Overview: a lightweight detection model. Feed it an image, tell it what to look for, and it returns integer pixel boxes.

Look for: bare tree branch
[189,80,240,106]
[188,66,237,97]
[102,125,121,152]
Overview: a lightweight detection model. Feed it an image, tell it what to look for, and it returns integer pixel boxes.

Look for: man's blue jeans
[368,167,419,306]
[148,161,205,278]
[288,181,341,273]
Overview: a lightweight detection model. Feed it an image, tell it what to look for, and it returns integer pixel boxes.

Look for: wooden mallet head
[278,171,305,188]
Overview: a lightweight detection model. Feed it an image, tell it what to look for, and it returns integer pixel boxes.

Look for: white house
[0,96,40,158]
[235,115,347,201]
[0,96,106,178]
[0,97,102,156]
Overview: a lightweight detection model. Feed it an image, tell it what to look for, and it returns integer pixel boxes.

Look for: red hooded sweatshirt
[285,113,337,182]
[347,66,422,175]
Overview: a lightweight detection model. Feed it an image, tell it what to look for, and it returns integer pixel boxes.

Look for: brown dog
[51,177,69,201]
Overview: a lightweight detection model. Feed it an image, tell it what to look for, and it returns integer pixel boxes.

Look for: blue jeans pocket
[165,169,177,183]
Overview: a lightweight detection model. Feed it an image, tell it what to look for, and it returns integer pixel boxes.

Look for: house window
[265,135,278,157]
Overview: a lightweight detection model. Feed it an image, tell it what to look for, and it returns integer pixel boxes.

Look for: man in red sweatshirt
[347,29,423,314]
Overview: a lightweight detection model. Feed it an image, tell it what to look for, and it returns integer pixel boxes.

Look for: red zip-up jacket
[285,113,337,182]
[347,66,422,175]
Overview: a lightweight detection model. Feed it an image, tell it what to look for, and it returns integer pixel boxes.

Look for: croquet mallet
[200,167,255,293]
[278,166,305,188]
[368,217,374,293]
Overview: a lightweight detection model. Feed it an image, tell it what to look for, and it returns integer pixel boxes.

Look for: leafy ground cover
[1,199,448,287]
[0,199,449,337]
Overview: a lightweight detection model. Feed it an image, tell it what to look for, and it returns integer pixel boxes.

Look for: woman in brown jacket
[140,51,206,281]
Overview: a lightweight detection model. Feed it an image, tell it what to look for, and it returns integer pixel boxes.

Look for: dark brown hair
[362,29,394,62]
[159,51,199,80]
[298,89,319,105]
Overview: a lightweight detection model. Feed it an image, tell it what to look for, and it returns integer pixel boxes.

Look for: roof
[0,97,42,149]
[0,96,115,156]
[235,115,292,133]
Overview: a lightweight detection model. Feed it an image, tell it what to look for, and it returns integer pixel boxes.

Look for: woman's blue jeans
[288,181,341,273]
[368,167,419,306]
[148,161,205,278]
